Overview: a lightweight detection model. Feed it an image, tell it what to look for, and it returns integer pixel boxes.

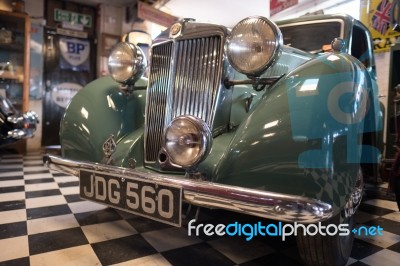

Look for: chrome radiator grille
[145,43,173,163]
[145,36,223,163]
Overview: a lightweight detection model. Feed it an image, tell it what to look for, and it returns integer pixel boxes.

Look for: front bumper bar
[43,154,333,223]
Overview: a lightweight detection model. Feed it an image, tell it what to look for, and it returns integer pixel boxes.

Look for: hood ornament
[170,23,182,37]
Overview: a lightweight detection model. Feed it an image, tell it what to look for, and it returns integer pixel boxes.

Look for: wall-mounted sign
[52,82,82,108]
[59,37,90,71]
[360,0,400,52]
[62,21,83,31]
[57,28,88,39]
[54,8,92,28]
[270,0,298,16]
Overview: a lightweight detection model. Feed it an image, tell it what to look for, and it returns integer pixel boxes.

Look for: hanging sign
[52,82,82,108]
[57,28,88,39]
[360,0,400,52]
[138,2,178,27]
[270,0,298,16]
[59,37,90,71]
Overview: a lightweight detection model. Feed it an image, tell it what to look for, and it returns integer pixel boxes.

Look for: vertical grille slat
[182,40,190,116]
[198,38,206,120]
[192,38,201,116]
[145,35,223,163]
[186,39,196,115]
[205,38,214,121]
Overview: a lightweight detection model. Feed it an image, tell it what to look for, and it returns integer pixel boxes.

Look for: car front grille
[144,35,224,164]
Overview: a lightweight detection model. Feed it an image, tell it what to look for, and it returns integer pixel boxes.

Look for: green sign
[54,8,92,28]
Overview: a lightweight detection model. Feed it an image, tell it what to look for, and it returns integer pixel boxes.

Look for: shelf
[0,42,24,51]
[0,70,23,82]
[0,10,30,115]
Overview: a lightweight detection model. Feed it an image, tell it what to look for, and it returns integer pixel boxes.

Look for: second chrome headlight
[165,116,212,168]
[108,42,147,84]
[227,16,282,76]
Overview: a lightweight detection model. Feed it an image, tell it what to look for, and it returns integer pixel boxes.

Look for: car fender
[60,76,147,163]
[212,53,381,214]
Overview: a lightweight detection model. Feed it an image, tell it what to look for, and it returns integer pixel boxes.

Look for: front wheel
[296,213,355,266]
[297,168,363,266]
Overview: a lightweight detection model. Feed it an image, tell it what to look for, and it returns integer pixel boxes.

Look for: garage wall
[375,52,391,151]
[25,0,45,152]
[97,4,124,77]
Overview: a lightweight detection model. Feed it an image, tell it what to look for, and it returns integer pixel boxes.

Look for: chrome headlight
[108,42,147,84]
[227,16,282,76]
[165,116,212,168]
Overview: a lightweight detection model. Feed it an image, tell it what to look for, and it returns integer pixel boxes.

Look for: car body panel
[60,76,147,162]
[214,52,379,215]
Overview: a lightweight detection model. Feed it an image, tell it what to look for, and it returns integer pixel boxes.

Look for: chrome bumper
[8,129,33,139]
[43,154,333,223]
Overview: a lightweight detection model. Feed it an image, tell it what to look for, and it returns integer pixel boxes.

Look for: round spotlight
[164,116,212,168]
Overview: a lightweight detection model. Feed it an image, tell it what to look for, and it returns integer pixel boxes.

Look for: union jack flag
[372,0,392,35]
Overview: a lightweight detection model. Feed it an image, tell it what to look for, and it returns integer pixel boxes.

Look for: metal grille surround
[145,36,223,164]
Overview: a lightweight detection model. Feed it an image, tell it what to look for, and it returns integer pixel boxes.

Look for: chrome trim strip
[8,129,28,139]
[44,154,333,223]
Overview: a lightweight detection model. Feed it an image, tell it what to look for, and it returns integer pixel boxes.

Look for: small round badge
[171,23,182,36]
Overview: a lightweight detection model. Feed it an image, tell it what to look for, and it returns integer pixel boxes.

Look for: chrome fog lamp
[165,116,212,168]
[227,16,282,76]
[108,42,147,84]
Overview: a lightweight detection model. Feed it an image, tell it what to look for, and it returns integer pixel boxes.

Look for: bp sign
[59,38,90,66]
[54,8,92,28]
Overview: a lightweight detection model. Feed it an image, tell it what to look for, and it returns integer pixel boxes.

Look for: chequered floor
[1,150,400,265]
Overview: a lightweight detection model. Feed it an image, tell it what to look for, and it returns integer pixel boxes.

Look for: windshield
[279,21,342,53]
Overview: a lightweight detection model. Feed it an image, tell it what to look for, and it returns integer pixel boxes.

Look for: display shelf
[0,10,30,113]
[0,70,23,82]
[0,10,31,153]
[0,43,24,52]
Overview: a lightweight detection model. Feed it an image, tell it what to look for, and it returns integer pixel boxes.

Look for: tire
[296,212,355,266]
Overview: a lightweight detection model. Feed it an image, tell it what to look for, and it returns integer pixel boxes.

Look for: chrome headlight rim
[107,42,147,85]
[227,16,283,76]
[164,115,212,168]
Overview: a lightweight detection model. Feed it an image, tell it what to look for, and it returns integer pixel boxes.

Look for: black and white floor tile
[1,149,400,265]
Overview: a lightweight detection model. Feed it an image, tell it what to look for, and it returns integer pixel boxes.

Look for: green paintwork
[212,53,376,215]
[61,76,147,162]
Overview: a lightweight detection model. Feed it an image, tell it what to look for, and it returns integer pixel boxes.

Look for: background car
[0,95,39,146]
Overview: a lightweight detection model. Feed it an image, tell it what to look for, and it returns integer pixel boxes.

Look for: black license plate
[79,170,182,226]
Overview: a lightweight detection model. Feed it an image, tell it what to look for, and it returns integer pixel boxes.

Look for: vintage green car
[44,14,382,266]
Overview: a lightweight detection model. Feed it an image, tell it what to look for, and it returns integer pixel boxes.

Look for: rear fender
[213,53,381,214]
